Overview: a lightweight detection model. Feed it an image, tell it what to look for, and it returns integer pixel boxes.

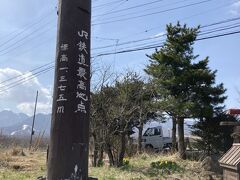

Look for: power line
[0,57,100,92]
[92,16,240,51]
[93,0,164,17]
[1,15,238,59]
[92,0,129,22]
[95,0,192,21]
[127,22,240,50]
[1,29,239,92]
[0,65,54,93]
[93,33,166,50]
[0,9,55,49]
[10,36,56,57]
[93,36,120,41]
[0,0,234,58]
[94,0,200,21]
[0,17,240,68]
[92,30,240,57]
[119,24,240,51]
[201,16,240,28]
[119,0,237,40]
[0,62,54,85]
[0,64,54,88]
[133,25,240,50]
[0,23,56,56]
[200,24,240,35]
[0,58,99,90]
[92,0,127,9]
[0,0,227,57]
[92,0,214,25]
[1,15,240,89]
[197,30,240,41]
[0,16,238,63]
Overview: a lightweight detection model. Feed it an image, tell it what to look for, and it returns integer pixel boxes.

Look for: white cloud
[17,102,52,116]
[149,32,166,39]
[0,68,52,115]
[230,1,240,15]
[154,32,166,38]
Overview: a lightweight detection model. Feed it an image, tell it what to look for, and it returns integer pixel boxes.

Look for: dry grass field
[0,148,222,180]
[0,148,46,180]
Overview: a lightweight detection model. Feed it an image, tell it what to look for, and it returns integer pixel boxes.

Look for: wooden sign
[47,0,91,179]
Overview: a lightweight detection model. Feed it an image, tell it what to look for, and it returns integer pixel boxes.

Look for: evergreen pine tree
[145,22,226,159]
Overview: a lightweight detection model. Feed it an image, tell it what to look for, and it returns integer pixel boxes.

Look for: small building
[219,144,240,180]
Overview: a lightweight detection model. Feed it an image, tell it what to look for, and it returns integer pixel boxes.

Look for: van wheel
[163,143,172,149]
[145,144,153,152]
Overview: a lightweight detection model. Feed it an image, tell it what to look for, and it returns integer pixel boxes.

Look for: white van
[141,126,172,151]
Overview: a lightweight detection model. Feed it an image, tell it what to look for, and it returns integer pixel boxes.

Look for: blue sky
[0,0,239,115]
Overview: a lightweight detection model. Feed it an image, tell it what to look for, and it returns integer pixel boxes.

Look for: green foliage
[123,157,130,166]
[150,160,180,172]
[145,22,226,119]
[120,157,131,170]
[90,72,158,166]
[191,113,237,155]
[97,160,104,167]
[145,22,201,118]
[144,22,227,158]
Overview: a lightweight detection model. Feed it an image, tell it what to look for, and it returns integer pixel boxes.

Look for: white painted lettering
[60,44,69,51]
[78,30,88,39]
[57,94,67,102]
[77,80,86,90]
[77,67,87,80]
[60,54,68,62]
[77,54,88,66]
[58,85,67,91]
[57,106,64,114]
[59,75,67,82]
[75,101,87,113]
[77,41,88,54]
[76,92,88,101]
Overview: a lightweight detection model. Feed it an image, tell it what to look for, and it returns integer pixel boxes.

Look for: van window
[144,128,154,136]
[154,128,161,135]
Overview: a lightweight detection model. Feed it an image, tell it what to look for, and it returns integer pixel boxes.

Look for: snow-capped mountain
[0,110,29,127]
[0,110,194,138]
[10,124,35,136]
[1,112,51,136]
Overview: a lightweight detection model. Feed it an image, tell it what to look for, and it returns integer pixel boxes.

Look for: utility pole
[29,90,38,150]
[47,0,92,179]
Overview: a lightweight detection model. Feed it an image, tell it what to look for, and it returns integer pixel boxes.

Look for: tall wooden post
[29,90,38,150]
[47,0,91,179]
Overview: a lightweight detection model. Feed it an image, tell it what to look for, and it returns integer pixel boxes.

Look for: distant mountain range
[0,110,51,136]
[0,110,195,137]
[0,110,29,127]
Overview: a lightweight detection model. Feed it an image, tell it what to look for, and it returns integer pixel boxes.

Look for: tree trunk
[93,150,98,167]
[92,134,98,167]
[172,116,177,152]
[118,133,126,167]
[177,117,186,159]
[97,147,104,166]
[106,143,115,166]
[137,122,144,153]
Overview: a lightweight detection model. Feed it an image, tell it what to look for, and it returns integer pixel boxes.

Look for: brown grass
[0,148,222,180]
[0,148,46,179]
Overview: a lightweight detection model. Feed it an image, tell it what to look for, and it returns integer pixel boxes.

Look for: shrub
[97,160,104,167]
[11,148,26,156]
[150,160,180,172]
[123,157,130,166]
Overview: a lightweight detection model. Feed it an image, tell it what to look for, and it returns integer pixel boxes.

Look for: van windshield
[143,128,154,136]
[143,128,161,136]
